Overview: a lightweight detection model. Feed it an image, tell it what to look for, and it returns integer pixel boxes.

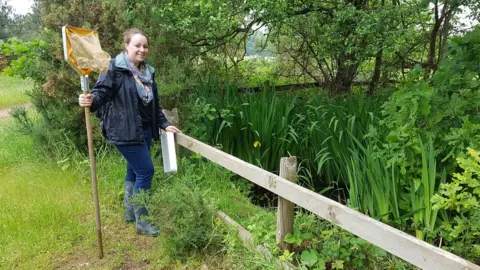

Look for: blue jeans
[115,127,154,190]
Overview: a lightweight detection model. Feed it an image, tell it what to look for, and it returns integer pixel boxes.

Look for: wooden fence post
[276,156,297,251]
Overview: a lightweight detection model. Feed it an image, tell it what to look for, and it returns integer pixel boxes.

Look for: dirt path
[0,103,31,119]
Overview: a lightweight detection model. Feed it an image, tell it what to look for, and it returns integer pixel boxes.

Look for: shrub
[144,159,225,259]
[379,29,480,176]
[432,148,480,263]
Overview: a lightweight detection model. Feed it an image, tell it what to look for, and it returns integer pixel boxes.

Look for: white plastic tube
[161,132,177,173]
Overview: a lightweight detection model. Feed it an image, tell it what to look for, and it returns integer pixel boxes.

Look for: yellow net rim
[62,26,110,75]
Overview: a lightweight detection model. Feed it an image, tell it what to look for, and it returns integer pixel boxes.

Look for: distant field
[0,76,32,109]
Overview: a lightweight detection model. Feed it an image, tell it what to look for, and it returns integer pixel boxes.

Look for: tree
[8,0,42,40]
[270,0,421,94]
[151,0,427,93]
[0,0,13,40]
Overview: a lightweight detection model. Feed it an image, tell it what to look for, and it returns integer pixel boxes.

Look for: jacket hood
[114,52,155,74]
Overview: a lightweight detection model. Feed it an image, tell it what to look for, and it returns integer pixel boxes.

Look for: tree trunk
[331,52,357,94]
[438,10,452,63]
[367,0,386,96]
[367,48,383,96]
[234,61,239,82]
[424,19,441,78]
[424,1,450,79]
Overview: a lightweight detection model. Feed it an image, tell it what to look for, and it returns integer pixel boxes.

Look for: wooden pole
[276,156,297,251]
[170,108,180,156]
[82,76,103,259]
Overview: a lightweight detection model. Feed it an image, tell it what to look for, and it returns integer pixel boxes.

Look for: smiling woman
[124,28,149,66]
[77,27,180,237]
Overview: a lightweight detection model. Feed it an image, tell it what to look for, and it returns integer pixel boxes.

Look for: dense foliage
[183,28,480,263]
[1,0,480,267]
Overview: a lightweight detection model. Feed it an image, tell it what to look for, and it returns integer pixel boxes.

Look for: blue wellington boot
[124,181,135,223]
[132,189,159,237]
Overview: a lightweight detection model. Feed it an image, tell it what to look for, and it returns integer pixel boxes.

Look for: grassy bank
[0,76,32,109]
[0,116,272,269]
[0,110,414,270]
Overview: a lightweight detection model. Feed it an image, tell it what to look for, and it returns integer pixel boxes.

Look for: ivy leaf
[301,232,313,240]
[332,260,344,269]
[284,233,298,244]
[313,259,327,270]
[301,250,318,267]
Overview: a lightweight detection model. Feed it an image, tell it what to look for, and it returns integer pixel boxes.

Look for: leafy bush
[379,29,480,176]
[243,211,414,270]
[1,29,107,153]
[1,37,47,81]
[373,29,480,245]
[432,148,480,262]
[144,158,226,259]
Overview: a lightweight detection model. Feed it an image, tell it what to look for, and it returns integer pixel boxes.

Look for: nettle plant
[279,213,390,270]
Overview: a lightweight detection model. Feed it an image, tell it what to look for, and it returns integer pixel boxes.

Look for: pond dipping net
[64,27,111,75]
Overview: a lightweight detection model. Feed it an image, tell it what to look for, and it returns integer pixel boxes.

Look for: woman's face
[125,34,149,66]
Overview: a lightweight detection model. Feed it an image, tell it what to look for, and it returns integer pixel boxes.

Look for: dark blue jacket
[90,54,171,145]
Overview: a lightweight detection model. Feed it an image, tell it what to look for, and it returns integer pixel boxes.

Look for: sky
[8,0,34,15]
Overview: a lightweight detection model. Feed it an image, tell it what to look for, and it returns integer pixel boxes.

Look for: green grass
[0,118,92,269]
[0,76,32,109]
[0,117,273,269]
[0,122,198,268]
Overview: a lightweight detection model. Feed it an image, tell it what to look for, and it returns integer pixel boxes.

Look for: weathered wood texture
[276,157,297,251]
[176,133,480,270]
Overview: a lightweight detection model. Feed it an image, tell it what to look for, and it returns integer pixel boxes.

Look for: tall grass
[196,85,387,193]
[346,141,401,222]
[189,84,452,244]
[410,136,445,241]
[0,118,93,269]
[298,94,384,189]
[198,84,298,173]
[0,76,32,109]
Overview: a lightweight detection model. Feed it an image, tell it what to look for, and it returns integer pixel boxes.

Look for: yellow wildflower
[253,141,261,148]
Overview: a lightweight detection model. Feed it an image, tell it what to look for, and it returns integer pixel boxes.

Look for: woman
[78,28,180,237]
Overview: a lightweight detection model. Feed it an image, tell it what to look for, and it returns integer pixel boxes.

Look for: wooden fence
[174,133,480,270]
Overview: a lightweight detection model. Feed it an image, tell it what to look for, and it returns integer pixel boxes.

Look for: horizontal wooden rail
[175,133,480,270]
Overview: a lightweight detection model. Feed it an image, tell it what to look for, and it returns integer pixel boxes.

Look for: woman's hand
[165,125,181,133]
[78,93,93,107]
